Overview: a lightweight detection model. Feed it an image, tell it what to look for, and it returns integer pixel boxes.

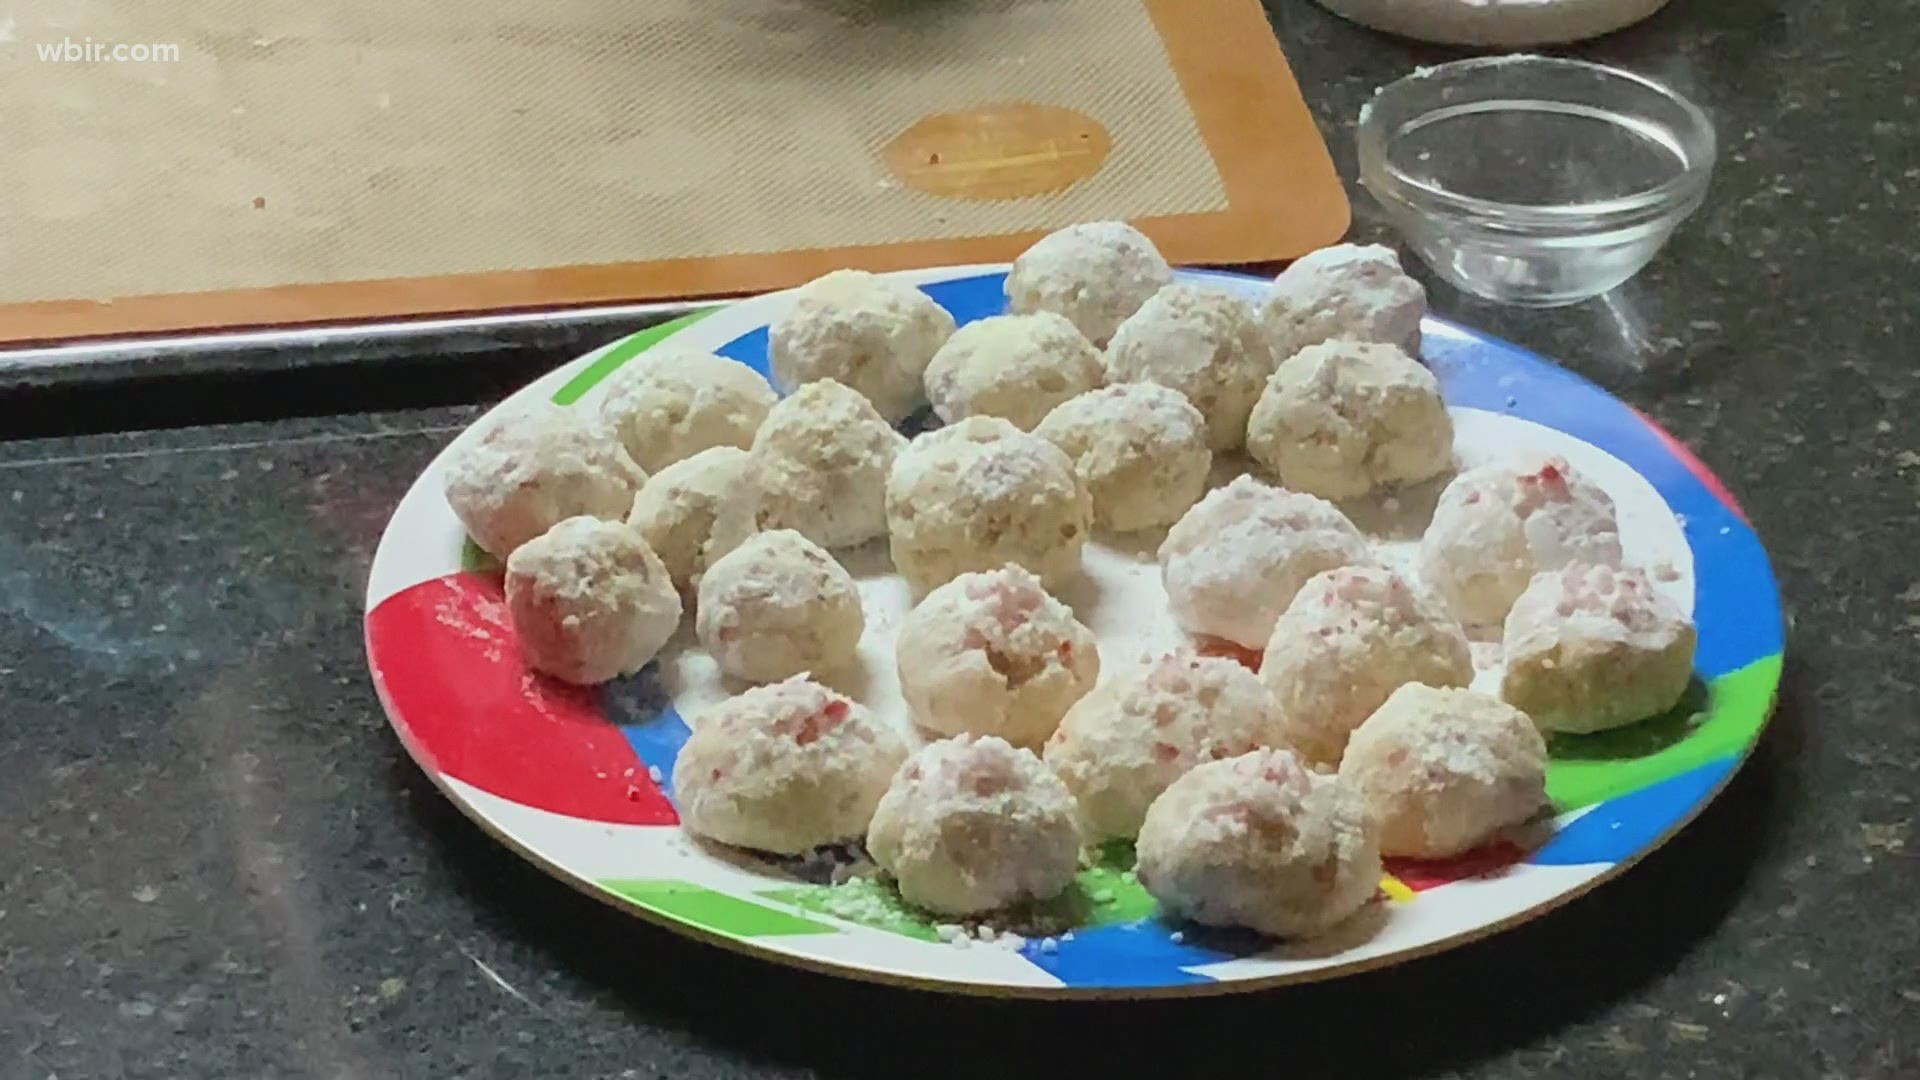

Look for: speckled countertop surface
[3,2,1916,1077]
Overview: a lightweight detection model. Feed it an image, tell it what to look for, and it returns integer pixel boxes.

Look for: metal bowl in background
[1317,0,1672,47]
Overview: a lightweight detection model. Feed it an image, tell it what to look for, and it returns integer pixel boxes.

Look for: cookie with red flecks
[895,564,1099,747]
[868,734,1081,916]
[674,676,908,855]
[1416,454,1622,628]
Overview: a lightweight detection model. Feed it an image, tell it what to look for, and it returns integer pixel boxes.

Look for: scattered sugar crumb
[931,920,1034,952]
[1860,821,1908,854]
[647,766,663,783]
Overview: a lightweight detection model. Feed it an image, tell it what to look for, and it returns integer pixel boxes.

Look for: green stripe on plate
[1072,840,1158,926]
[600,879,836,938]
[1547,653,1781,812]
[760,842,1157,944]
[759,879,942,942]
[550,309,717,406]
[460,538,500,573]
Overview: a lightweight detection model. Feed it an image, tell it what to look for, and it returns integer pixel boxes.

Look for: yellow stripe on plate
[1379,875,1416,904]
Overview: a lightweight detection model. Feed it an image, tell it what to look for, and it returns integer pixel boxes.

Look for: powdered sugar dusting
[434,590,507,664]
[662,407,1690,755]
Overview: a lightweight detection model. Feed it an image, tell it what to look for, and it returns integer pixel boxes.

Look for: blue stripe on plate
[1529,756,1738,865]
[1019,920,1269,989]
[600,665,691,803]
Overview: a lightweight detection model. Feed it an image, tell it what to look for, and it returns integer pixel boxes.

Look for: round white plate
[366,266,1782,997]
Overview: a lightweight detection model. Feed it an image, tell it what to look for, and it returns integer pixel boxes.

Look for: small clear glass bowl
[1359,55,1715,307]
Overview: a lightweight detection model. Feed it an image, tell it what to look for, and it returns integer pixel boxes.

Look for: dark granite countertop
[3,2,1916,1077]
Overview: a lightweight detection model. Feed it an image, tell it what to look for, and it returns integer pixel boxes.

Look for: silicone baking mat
[0,0,1346,344]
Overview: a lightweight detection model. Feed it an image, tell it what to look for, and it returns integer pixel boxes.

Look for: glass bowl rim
[1358,55,1717,232]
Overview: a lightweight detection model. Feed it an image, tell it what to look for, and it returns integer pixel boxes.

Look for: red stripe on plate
[1382,840,1532,892]
[1630,406,1749,524]
[366,572,678,826]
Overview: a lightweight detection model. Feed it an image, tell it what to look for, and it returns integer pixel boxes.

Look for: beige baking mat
[0,0,1347,343]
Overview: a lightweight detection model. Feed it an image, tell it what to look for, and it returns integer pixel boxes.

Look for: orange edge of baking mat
[0,0,1348,346]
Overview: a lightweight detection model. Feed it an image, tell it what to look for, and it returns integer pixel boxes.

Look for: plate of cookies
[365,224,1783,997]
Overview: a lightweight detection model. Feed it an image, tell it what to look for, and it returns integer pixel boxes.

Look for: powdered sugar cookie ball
[1005,221,1173,347]
[895,565,1099,747]
[444,402,646,561]
[1105,284,1278,451]
[886,416,1092,592]
[1136,748,1380,938]
[674,676,909,855]
[695,530,865,684]
[1046,652,1285,841]
[1261,243,1425,363]
[867,734,1081,916]
[504,517,680,685]
[1341,683,1548,858]
[1261,567,1473,767]
[769,269,956,423]
[1246,340,1453,501]
[923,312,1104,431]
[596,351,776,473]
[1159,476,1374,648]
[1417,455,1624,628]
[1034,383,1211,532]
[1502,562,1697,733]
[626,447,760,591]
[750,380,906,549]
